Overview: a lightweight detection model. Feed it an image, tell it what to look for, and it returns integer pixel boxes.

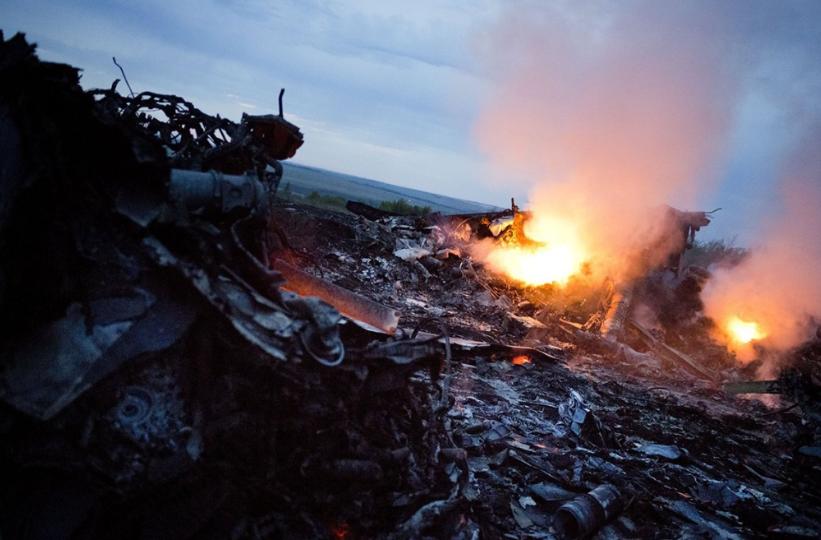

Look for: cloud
[2,0,820,217]
[0,0,508,204]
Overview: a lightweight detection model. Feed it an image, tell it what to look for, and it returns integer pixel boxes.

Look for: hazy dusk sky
[3,1,820,242]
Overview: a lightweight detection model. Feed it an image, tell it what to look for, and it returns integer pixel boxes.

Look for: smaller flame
[726,315,766,345]
[511,355,531,365]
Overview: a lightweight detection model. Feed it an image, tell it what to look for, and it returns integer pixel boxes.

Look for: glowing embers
[330,522,350,540]
[511,354,531,365]
[726,315,766,345]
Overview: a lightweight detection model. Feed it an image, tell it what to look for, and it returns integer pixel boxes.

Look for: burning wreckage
[1,33,820,539]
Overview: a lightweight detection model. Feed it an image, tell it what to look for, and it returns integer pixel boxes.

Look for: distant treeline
[280,182,431,216]
[377,199,431,216]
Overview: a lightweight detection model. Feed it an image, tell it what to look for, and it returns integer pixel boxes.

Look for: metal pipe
[168,169,265,216]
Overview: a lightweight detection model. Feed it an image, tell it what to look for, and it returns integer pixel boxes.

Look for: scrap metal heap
[1,33,820,539]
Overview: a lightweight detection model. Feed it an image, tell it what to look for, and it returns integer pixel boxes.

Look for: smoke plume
[473,1,821,358]
[474,1,743,279]
[702,127,821,367]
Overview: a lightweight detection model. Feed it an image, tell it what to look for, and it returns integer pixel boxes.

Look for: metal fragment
[272,257,400,334]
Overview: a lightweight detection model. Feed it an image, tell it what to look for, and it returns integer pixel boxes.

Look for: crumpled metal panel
[0,288,196,419]
[144,236,295,361]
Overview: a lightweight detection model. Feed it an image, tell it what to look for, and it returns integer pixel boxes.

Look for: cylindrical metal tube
[168,169,265,216]
[553,484,622,539]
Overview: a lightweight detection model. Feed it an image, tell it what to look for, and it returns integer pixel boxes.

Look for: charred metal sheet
[145,237,295,361]
[359,336,442,364]
[272,257,400,334]
[558,390,597,439]
[0,303,133,419]
[414,331,563,362]
[0,290,195,420]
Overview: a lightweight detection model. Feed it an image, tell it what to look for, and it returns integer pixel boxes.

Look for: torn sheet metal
[145,238,295,361]
[393,247,432,262]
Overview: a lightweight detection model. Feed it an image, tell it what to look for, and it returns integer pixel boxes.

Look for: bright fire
[485,243,584,286]
[726,315,766,345]
[483,214,587,286]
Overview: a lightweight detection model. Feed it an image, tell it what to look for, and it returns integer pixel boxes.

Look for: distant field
[280,162,502,214]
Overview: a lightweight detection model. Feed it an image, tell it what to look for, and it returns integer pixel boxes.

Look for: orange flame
[483,214,587,286]
[726,315,766,345]
[511,354,531,365]
[485,243,583,286]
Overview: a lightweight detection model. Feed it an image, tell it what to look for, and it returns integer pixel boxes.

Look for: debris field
[0,32,819,539]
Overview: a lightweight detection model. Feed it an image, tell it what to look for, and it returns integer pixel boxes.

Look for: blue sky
[2,1,820,243]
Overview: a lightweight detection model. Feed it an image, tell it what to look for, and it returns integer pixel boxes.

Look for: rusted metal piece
[240,110,303,161]
[271,258,400,334]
